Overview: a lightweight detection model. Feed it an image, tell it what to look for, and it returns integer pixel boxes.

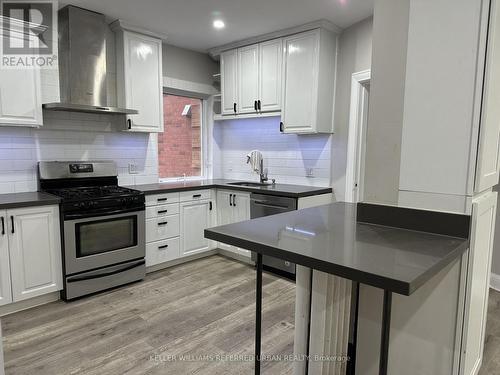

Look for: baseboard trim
[491,273,500,291]
[0,292,60,317]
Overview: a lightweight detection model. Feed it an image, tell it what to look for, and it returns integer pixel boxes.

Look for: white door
[216,190,235,252]
[8,205,62,302]
[232,192,251,257]
[281,30,319,133]
[180,200,212,257]
[259,39,282,113]
[221,50,238,115]
[238,45,259,114]
[461,191,497,375]
[124,31,163,132]
[475,0,500,193]
[0,66,42,127]
[0,211,12,306]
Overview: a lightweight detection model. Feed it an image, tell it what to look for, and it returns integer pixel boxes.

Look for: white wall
[212,116,331,187]
[331,17,373,202]
[363,0,410,205]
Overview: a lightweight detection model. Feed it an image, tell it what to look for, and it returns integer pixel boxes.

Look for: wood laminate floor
[479,288,500,375]
[1,255,295,375]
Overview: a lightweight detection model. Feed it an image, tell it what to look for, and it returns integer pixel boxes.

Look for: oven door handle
[66,260,145,283]
[64,207,144,220]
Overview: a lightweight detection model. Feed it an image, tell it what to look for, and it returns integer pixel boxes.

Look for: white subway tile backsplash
[0,111,158,192]
[213,116,332,187]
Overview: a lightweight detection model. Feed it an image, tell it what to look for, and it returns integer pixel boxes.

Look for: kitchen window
[158,93,205,180]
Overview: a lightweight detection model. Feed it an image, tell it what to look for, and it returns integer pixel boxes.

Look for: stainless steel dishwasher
[250,193,297,278]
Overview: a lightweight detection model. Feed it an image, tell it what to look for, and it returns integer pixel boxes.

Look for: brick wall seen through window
[158,94,202,178]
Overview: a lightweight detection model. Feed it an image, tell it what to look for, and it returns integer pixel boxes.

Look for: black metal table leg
[379,290,392,375]
[255,253,263,375]
[347,282,360,375]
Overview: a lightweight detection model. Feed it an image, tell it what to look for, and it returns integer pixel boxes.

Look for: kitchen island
[205,202,471,375]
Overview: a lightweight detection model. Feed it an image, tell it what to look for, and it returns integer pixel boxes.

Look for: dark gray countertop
[131,179,333,198]
[205,202,469,296]
[0,192,61,210]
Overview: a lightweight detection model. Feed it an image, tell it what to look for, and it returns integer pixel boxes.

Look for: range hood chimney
[43,6,138,115]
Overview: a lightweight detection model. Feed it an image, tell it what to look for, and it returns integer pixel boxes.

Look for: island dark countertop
[0,192,61,210]
[205,202,469,296]
[130,179,333,198]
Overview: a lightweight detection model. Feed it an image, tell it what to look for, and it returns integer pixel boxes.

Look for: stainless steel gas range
[39,161,146,300]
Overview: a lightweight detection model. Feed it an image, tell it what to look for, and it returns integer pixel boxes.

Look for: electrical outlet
[128,162,138,174]
[306,168,314,178]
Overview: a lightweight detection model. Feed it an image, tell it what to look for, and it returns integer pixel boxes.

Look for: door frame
[345,69,371,203]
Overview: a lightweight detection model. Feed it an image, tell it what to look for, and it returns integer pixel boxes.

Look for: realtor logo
[1,0,58,68]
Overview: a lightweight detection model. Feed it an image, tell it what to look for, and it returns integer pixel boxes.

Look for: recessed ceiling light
[213,20,225,29]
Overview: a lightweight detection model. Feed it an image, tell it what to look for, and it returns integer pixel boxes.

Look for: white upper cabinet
[220,37,285,117]
[238,45,259,114]
[114,27,163,132]
[8,205,62,302]
[221,50,238,115]
[0,22,42,128]
[259,39,283,113]
[0,211,12,306]
[281,29,337,134]
[475,0,500,193]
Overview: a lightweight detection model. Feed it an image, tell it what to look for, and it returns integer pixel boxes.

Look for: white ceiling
[61,0,374,52]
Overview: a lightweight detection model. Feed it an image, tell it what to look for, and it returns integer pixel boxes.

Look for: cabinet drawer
[146,237,180,267]
[146,215,180,242]
[146,203,179,219]
[146,192,180,206]
[180,189,212,202]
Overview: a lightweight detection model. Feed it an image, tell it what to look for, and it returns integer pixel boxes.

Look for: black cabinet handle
[158,221,168,226]
[10,216,14,234]
[158,244,169,250]
[1,217,4,235]
[254,100,258,111]
[157,198,168,202]
[229,194,233,207]
[209,201,213,211]
[127,119,132,130]
[280,122,284,132]
[233,103,237,113]
[157,210,168,214]
[258,100,261,111]
[193,194,202,198]
[233,194,236,207]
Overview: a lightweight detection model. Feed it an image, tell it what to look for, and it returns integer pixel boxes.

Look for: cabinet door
[238,45,259,114]
[216,190,237,253]
[461,191,497,375]
[180,200,212,257]
[232,193,251,257]
[281,30,319,133]
[259,39,282,113]
[123,31,163,132]
[8,205,62,302]
[0,66,42,127]
[221,50,238,115]
[0,211,12,306]
[475,0,500,193]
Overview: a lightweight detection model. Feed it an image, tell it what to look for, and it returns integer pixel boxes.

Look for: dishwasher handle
[251,200,293,210]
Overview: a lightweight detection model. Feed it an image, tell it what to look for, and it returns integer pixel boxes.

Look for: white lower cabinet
[146,237,180,267]
[1,205,62,303]
[461,191,497,375]
[0,212,12,306]
[180,199,215,257]
[216,190,251,258]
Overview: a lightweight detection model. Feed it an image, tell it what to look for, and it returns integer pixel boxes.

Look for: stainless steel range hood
[43,6,138,115]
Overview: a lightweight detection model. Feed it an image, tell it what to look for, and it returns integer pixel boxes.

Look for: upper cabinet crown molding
[114,25,164,133]
[110,19,168,41]
[208,19,341,58]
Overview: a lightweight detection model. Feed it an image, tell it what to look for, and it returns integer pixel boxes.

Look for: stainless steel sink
[228,182,272,187]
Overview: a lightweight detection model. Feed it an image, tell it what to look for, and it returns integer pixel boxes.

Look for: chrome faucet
[259,159,268,184]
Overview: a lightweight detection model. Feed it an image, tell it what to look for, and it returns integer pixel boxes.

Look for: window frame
[158,89,209,182]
